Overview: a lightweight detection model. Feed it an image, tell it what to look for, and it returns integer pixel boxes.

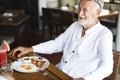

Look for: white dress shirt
[32,21,113,80]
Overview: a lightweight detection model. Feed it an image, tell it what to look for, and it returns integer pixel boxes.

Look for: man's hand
[9,46,33,57]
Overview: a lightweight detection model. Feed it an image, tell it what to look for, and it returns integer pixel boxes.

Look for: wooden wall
[0,0,39,30]
[0,0,9,13]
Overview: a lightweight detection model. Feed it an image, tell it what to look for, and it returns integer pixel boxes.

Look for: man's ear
[97,9,101,16]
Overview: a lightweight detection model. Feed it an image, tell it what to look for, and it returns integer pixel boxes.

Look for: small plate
[11,56,49,73]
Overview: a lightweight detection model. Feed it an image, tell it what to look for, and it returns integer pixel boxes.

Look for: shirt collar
[85,21,101,34]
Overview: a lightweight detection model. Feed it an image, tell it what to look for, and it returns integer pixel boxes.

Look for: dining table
[0,14,30,46]
[7,52,73,80]
[98,9,118,19]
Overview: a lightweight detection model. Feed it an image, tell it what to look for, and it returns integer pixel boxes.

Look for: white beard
[78,20,88,26]
[78,16,94,26]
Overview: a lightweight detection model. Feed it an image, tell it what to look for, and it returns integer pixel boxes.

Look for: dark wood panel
[0,0,39,30]
[0,0,9,13]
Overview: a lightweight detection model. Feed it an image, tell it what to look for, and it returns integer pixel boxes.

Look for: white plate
[11,56,49,73]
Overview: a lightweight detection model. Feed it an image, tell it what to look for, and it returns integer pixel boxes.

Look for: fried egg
[17,63,37,72]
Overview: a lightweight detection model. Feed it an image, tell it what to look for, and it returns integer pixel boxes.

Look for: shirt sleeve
[32,37,65,54]
[0,75,7,80]
[32,22,76,54]
[83,30,113,80]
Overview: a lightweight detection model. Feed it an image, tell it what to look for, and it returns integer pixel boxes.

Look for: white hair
[79,0,104,9]
[95,0,104,9]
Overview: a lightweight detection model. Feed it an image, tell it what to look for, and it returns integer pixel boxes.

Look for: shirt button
[72,51,75,53]
[65,61,67,63]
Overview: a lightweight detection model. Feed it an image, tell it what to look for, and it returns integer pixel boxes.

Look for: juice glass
[0,60,13,75]
[0,48,7,67]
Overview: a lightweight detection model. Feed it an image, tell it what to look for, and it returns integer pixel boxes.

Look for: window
[114,0,120,3]
[103,0,110,2]
[104,0,120,3]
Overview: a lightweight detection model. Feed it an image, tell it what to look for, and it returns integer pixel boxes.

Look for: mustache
[79,15,86,19]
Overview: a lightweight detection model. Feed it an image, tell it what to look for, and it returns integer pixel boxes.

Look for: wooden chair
[103,50,120,80]
[41,8,74,40]
[60,9,74,33]
[42,8,61,40]
[21,29,43,47]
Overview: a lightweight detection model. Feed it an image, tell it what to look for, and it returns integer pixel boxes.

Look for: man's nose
[78,10,83,16]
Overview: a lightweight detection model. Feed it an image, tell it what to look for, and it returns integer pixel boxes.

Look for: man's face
[78,0,100,26]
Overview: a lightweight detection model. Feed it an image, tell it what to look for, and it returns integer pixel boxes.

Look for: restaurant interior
[0,0,120,80]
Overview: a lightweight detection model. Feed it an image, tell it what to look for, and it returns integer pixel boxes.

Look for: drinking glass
[0,60,13,75]
[0,44,7,67]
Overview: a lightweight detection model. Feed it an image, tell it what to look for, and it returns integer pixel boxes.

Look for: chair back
[103,50,120,80]
[41,8,74,40]
[42,8,55,25]
[60,10,74,32]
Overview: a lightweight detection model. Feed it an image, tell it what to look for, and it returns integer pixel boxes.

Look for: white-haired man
[10,0,113,80]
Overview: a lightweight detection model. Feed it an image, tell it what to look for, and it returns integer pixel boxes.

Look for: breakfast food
[31,58,45,67]
[20,64,32,70]
[31,58,38,65]
[12,56,49,73]
[24,58,30,60]
[19,63,37,71]
[36,60,46,67]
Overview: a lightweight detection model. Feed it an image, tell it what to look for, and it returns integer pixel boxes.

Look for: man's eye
[83,9,87,12]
